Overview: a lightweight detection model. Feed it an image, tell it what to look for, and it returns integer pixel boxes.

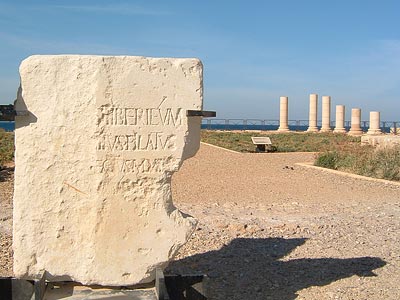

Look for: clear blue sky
[1,0,399,120]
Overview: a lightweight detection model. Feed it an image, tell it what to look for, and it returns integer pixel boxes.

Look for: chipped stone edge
[296,162,400,187]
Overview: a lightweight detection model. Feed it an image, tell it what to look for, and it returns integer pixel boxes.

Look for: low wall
[361,135,400,148]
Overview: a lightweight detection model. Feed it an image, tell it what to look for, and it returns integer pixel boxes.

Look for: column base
[277,127,290,132]
[333,128,347,133]
[307,127,319,132]
[367,129,382,135]
[348,129,363,136]
[320,128,332,133]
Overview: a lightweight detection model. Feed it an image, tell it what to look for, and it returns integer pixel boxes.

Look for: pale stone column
[348,108,363,136]
[320,96,332,132]
[368,111,382,135]
[278,96,290,132]
[307,93,319,132]
[333,105,346,133]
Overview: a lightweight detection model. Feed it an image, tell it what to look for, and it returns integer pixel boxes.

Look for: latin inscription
[98,106,183,127]
[96,105,182,179]
[97,132,175,151]
[97,158,167,174]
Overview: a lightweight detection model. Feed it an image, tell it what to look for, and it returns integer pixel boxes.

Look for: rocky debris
[167,144,400,299]
[0,233,13,277]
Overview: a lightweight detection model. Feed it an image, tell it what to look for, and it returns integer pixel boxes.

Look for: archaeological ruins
[278,94,391,136]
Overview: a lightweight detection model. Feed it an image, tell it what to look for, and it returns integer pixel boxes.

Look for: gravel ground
[167,143,400,300]
[1,143,400,299]
[0,164,13,277]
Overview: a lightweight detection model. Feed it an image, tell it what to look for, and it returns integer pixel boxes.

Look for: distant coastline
[201,124,377,132]
[2,120,395,133]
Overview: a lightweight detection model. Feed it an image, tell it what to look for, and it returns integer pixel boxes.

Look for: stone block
[13,55,203,286]
[361,135,400,148]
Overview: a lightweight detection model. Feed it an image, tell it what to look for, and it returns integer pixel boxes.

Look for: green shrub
[315,144,400,181]
[201,130,361,153]
[315,151,339,169]
[369,146,400,181]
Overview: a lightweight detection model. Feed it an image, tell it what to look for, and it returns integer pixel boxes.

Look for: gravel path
[167,143,400,300]
[1,143,400,299]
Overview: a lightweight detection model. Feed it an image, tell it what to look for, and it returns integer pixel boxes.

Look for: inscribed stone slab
[13,55,202,286]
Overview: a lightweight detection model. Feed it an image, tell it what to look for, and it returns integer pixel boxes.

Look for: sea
[0,121,14,131]
[1,121,391,133]
[201,124,382,132]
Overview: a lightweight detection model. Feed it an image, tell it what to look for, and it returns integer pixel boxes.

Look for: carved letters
[97,158,166,174]
[96,104,182,177]
[98,106,183,127]
[97,132,175,151]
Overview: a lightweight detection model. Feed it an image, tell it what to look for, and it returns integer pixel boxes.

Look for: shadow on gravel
[167,238,386,300]
[0,167,13,183]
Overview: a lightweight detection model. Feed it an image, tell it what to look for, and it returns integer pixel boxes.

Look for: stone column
[278,96,289,132]
[333,105,346,133]
[307,93,319,132]
[367,111,382,135]
[320,96,332,132]
[348,108,363,136]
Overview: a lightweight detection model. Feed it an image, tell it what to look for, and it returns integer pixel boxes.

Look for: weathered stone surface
[13,55,203,286]
[361,135,400,148]
[367,111,382,135]
[320,96,332,132]
[333,105,346,133]
[278,96,289,132]
[307,94,318,132]
[348,108,363,136]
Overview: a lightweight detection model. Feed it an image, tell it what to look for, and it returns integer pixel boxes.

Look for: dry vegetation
[201,130,361,153]
[0,129,13,168]
[201,130,400,181]
[316,145,400,181]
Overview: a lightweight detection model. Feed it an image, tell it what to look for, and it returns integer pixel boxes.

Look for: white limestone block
[13,55,203,286]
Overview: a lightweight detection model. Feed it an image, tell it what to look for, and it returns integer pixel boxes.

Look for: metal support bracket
[156,269,208,300]
[186,110,216,118]
[0,104,28,121]
[0,272,46,300]
[1,106,216,121]
[1,270,208,300]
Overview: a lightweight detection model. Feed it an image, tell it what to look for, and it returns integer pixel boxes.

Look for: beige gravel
[0,165,13,277]
[1,143,400,300]
[168,143,400,300]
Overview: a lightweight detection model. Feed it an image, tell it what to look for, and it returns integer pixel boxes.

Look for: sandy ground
[1,143,400,299]
[167,143,400,300]
[0,164,13,278]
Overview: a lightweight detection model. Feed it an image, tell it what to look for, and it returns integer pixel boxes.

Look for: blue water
[0,121,391,133]
[0,122,14,132]
[201,124,387,133]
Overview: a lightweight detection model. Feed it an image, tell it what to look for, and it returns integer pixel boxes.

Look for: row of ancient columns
[278,94,382,135]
